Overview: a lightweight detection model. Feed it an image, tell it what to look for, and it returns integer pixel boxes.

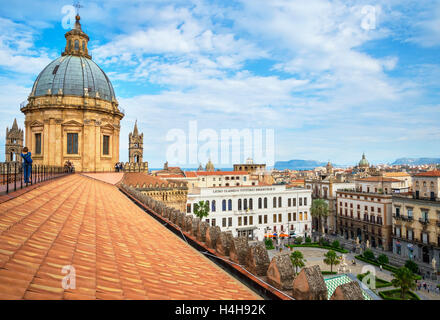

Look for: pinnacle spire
[12,118,18,130]
[133,120,139,136]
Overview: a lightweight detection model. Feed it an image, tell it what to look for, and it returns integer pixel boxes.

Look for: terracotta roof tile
[414,170,440,177]
[0,174,260,300]
[356,177,401,182]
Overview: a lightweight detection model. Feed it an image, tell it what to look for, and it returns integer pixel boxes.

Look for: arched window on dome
[74,40,79,51]
[82,41,85,52]
[68,40,72,51]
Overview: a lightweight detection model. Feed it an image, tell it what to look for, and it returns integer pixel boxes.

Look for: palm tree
[323,250,340,273]
[391,267,417,299]
[290,251,306,276]
[193,200,210,220]
[311,199,329,238]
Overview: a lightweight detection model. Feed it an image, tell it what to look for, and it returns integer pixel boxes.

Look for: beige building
[337,190,393,250]
[355,176,410,194]
[392,195,440,272]
[20,15,123,172]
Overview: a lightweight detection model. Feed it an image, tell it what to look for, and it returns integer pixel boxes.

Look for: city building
[391,171,440,275]
[19,15,124,171]
[355,176,410,194]
[336,184,393,250]
[187,184,312,240]
[305,162,355,235]
[233,158,266,174]
[5,118,23,162]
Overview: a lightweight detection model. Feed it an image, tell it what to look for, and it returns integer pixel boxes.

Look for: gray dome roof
[31,55,116,103]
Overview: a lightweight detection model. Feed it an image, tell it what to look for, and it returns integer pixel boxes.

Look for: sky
[0,0,439,168]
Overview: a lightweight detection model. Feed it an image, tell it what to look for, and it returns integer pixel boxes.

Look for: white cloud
[0,18,53,74]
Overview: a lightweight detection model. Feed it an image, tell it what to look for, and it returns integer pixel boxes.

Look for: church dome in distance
[359,153,369,167]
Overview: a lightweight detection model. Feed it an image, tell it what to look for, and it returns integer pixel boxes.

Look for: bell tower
[129,120,143,163]
[5,118,24,162]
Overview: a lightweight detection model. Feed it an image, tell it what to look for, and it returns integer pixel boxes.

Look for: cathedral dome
[29,14,117,104]
[359,153,369,167]
[30,55,117,103]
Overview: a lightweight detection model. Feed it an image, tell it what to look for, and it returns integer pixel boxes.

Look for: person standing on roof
[20,147,33,184]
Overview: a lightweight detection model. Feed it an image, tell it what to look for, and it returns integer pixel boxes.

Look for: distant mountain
[274,159,328,170]
[391,158,440,165]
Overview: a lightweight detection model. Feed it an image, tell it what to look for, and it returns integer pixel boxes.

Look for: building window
[288,212,291,221]
[249,216,253,225]
[67,133,78,154]
[103,135,110,155]
[407,208,413,219]
[222,200,226,211]
[222,218,226,227]
[299,198,303,206]
[299,212,303,221]
[273,214,277,223]
[74,40,79,50]
[258,215,262,224]
[264,197,268,208]
[35,133,41,154]
[228,199,232,211]
[264,215,268,223]
[238,217,242,226]
[244,199,248,210]
[288,198,291,207]
[273,197,277,208]
[186,204,191,213]
[293,212,297,221]
[278,197,282,208]
[278,213,282,222]
[249,198,253,210]
[293,198,296,206]
[211,200,216,212]
[238,199,242,210]
[304,197,307,206]
[304,212,308,220]
[228,217,232,227]
[258,198,262,209]
[211,219,216,227]
[244,216,248,225]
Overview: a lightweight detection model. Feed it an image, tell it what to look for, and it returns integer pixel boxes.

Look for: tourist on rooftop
[20,147,32,184]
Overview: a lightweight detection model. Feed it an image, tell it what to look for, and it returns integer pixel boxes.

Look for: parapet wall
[119,183,366,301]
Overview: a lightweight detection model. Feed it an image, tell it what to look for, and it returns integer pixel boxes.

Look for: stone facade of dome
[20,15,124,172]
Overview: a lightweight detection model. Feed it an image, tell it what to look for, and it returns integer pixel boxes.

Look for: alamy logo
[166,121,275,167]
[61,265,76,289]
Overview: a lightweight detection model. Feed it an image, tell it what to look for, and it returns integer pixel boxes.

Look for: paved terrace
[0,174,260,300]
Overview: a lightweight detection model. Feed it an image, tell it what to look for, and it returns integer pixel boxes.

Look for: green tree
[193,200,210,220]
[391,267,417,299]
[265,238,274,250]
[323,250,340,273]
[404,260,419,274]
[377,254,389,265]
[310,199,329,238]
[332,240,340,249]
[294,236,303,245]
[363,249,375,261]
[290,251,306,275]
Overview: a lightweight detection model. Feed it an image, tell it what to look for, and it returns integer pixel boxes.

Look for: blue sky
[0,0,439,168]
